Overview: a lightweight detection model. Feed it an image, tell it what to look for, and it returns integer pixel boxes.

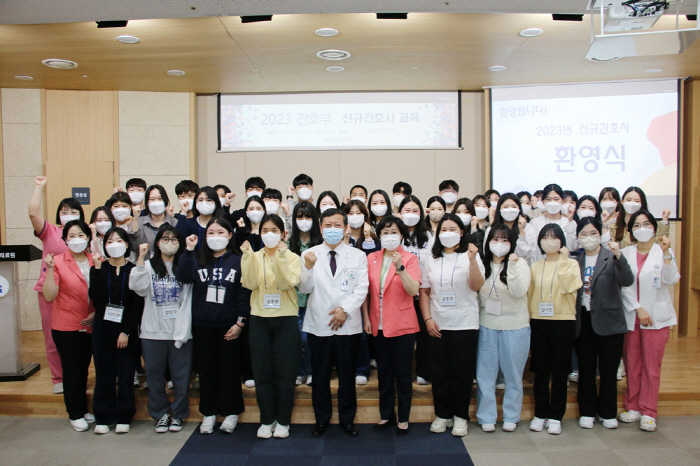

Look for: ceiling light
[241,15,272,23]
[411,66,418,70]
[326,66,344,72]
[587,56,620,62]
[42,59,78,69]
[14,75,33,80]
[645,68,664,73]
[376,13,408,19]
[82,75,89,78]
[96,20,128,28]
[316,49,351,60]
[488,65,506,71]
[519,28,543,37]
[315,28,339,37]
[116,35,140,44]
[167,70,186,76]
[252,69,259,72]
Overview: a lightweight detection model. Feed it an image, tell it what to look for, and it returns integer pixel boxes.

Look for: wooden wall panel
[0,90,5,244]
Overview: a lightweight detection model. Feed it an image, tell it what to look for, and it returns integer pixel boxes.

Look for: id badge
[206,285,225,304]
[104,304,124,323]
[652,275,661,289]
[485,299,502,316]
[160,303,179,320]
[341,279,350,291]
[440,291,456,306]
[264,294,281,309]
[538,302,554,317]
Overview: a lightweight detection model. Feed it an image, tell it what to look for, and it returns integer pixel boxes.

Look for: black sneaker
[155,413,170,433]
[169,418,184,432]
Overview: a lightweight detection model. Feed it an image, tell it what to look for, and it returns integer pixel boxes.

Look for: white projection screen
[490,79,680,219]
[218,92,460,151]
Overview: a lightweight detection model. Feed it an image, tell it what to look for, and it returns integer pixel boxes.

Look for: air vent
[316,50,351,60]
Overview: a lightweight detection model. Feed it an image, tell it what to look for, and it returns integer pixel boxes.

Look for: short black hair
[627,209,658,239]
[56,198,85,225]
[533,190,544,198]
[105,191,132,210]
[576,216,603,236]
[89,206,115,227]
[61,219,92,242]
[175,179,199,196]
[260,213,286,233]
[537,223,566,254]
[144,185,170,216]
[562,190,578,204]
[350,185,368,198]
[472,194,491,208]
[245,177,266,191]
[517,191,532,201]
[439,179,459,192]
[102,227,132,259]
[293,173,313,187]
[320,208,348,227]
[376,216,408,240]
[485,189,500,199]
[126,178,147,190]
[213,184,231,195]
[316,191,340,211]
[262,188,282,201]
[392,181,412,196]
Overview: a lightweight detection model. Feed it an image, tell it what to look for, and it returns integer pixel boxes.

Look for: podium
[0,245,42,381]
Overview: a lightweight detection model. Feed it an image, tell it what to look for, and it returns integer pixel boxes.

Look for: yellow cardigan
[528,255,582,320]
[241,247,301,317]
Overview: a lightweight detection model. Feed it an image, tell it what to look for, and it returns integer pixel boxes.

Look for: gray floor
[1,416,699,466]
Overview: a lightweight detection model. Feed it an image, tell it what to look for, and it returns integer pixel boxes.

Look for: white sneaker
[416,376,429,385]
[115,424,130,434]
[451,416,468,437]
[495,383,506,390]
[547,419,562,435]
[481,423,496,432]
[220,415,239,433]
[133,373,140,387]
[430,417,454,433]
[503,422,517,432]
[579,416,595,429]
[617,360,626,381]
[94,424,109,434]
[70,418,88,432]
[529,417,546,432]
[53,383,64,394]
[640,415,657,432]
[200,415,216,434]
[273,424,290,438]
[155,413,170,433]
[306,376,312,386]
[166,380,174,390]
[619,410,641,423]
[245,379,256,388]
[356,375,368,385]
[598,416,618,429]
[191,375,200,390]
[257,421,277,439]
[370,359,377,368]
[568,371,579,383]
[295,376,304,386]
[84,413,95,424]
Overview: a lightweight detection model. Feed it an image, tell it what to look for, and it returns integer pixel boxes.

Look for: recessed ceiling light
[587,56,620,62]
[411,66,418,70]
[82,75,89,78]
[488,65,506,71]
[326,66,344,72]
[167,70,186,76]
[14,75,33,80]
[315,28,339,37]
[519,28,543,37]
[116,35,140,44]
[316,49,351,61]
[42,59,78,69]
[645,68,664,73]
[252,69,259,72]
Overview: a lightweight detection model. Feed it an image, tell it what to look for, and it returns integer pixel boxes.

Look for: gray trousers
[141,338,193,420]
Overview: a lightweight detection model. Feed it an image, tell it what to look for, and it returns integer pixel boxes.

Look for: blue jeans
[298,307,312,378]
[476,326,531,425]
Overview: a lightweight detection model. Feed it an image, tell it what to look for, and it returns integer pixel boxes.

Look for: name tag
[485,299,502,316]
[206,285,225,304]
[105,304,124,323]
[264,294,281,309]
[160,303,179,320]
[652,275,661,289]
[341,279,350,291]
[440,291,456,306]
[538,302,554,317]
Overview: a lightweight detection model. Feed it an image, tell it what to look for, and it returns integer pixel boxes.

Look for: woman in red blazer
[362,217,421,435]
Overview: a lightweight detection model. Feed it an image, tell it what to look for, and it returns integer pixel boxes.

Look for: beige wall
[197,92,486,210]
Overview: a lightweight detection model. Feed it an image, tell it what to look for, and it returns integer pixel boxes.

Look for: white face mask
[67,237,88,253]
[148,201,166,215]
[95,221,112,235]
[633,227,654,243]
[489,242,510,258]
[60,214,80,226]
[160,242,179,256]
[381,234,401,252]
[320,204,335,213]
[206,236,229,251]
[623,201,642,215]
[265,201,280,215]
[261,232,281,248]
[197,201,216,216]
[579,236,600,251]
[545,201,563,215]
[371,204,388,217]
[429,211,444,223]
[247,190,263,198]
[500,208,520,222]
[247,210,264,224]
[402,213,420,227]
[521,204,532,215]
[348,214,365,229]
[105,242,127,258]
[439,231,461,248]
[456,213,472,226]
[296,187,313,201]
[600,200,617,213]
[179,198,192,212]
[561,203,573,216]
[296,219,313,232]
[219,197,227,207]
[536,200,545,210]
[112,207,130,222]
[392,195,405,208]
[128,191,145,205]
[474,206,489,220]
[441,192,458,205]
[351,196,366,203]
[577,209,595,219]
[541,238,561,254]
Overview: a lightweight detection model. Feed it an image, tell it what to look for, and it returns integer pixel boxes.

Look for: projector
[604,1,670,32]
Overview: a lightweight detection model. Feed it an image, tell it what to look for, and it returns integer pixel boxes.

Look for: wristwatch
[396,265,405,272]
[238,317,248,325]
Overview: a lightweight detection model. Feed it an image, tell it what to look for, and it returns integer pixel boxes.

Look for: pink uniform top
[33,221,68,292]
[50,251,94,332]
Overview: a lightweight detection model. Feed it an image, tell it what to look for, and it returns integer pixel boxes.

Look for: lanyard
[440,253,460,288]
[379,256,391,297]
[211,255,224,287]
[107,263,127,306]
[540,261,558,300]
[488,262,504,298]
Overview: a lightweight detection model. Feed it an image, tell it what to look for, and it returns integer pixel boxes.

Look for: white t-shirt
[582,254,598,311]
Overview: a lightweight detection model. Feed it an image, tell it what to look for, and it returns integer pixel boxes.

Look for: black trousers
[52,329,92,420]
[373,331,416,423]
[239,323,254,382]
[192,325,245,417]
[249,316,300,426]
[308,333,360,426]
[530,319,576,421]
[414,299,431,381]
[429,329,478,421]
[575,308,625,419]
[92,320,136,425]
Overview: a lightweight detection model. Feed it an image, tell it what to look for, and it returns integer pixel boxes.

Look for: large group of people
[28,173,679,438]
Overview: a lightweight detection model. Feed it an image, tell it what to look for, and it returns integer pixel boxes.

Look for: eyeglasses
[160,238,179,244]
[632,222,653,229]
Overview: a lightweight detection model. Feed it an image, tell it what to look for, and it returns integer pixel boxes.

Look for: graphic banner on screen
[490,79,680,218]
[219,92,460,151]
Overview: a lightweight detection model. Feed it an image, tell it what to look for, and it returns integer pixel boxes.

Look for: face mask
[296,187,313,201]
[322,227,344,245]
[381,234,401,252]
[561,203,572,216]
[179,199,192,212]
[474,206,489,220]
[112,207,130,222]
[67,238,88,253]
[95,221,112,235]
[439,231,461,248]
[579,236,600,251]
[105,242,127,258]
[402,213,420,227]
[600,201,617,213]
[206,236,229,251]
[265,201,280,215]
[128,191,145,205]
[633,227,654,243]
[500,208,520,222]
[441,192,457,205]
[623,201,642,215]
[577,209,595,219]
[247,190,263,198]
[261,232,281,248]
[457,213,472,226]
[296,219,313,232]
[219,197,227,207]
[247,210,264,224]
[148,201,166,215]
[351,196,366,203]
[320,204,335,213]
[521,204,532,215]
[348,214,365,229]
[536,200,545,210]
[392,195,405,208]
[545,201,563,215]
[60,214,80,226]
[429,211,444,223]
[371,204,388,217]
[160,242,179,256]
[541,239,561,254]
[197,201,216,216]
[489,242,510,258]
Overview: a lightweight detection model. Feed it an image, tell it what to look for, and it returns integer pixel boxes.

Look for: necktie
[329,250,337,276]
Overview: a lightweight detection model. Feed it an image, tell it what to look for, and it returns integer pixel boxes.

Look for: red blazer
[367,247,421,338]
[50,251,95,332]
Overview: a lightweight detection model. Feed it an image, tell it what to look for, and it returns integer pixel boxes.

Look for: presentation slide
[491,79,680,218]
[219,92,460,151]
